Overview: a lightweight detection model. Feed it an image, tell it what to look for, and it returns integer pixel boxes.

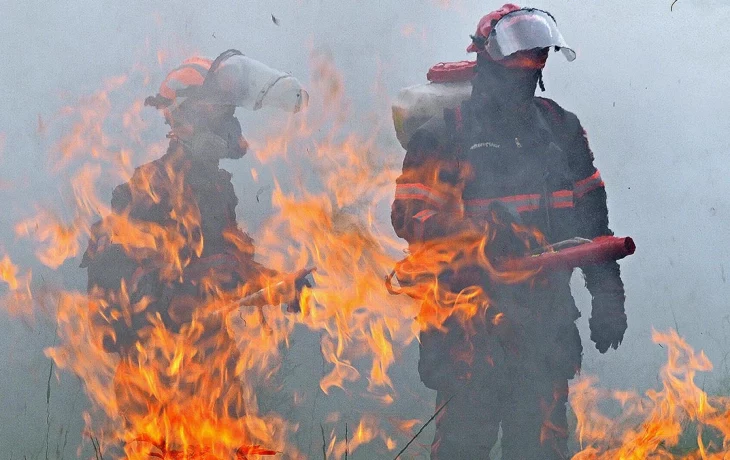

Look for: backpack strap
[442,104,467,158]
[182,49,245,101]
[206,49,244,80]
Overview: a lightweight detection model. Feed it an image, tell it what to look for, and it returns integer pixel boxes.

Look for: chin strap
[538,69,546,92]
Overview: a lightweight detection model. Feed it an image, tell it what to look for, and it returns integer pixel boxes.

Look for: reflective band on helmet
[487,9,576,62]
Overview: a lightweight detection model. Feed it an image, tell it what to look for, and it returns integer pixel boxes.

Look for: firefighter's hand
[589,292,627,353]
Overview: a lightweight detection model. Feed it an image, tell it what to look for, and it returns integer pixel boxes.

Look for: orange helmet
[145,56,212,113]
[158,57,212,106]
[146,49,308,120]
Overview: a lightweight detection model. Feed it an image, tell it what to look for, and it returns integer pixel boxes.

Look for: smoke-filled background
[1,0,729,458]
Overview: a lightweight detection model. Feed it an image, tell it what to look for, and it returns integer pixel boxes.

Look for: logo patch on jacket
[470,141,501,150]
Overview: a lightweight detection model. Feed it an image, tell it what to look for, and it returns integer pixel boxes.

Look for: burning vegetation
[1,45,730,460]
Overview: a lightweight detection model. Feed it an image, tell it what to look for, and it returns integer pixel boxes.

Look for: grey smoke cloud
[1,0,729,457]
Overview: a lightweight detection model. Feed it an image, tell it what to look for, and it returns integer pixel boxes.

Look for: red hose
[501,236,636,272]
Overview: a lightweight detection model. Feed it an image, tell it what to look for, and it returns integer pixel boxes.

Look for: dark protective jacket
[391,96,625,389]
[81,140,276,353]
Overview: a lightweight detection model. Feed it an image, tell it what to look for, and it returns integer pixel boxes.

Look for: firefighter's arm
[81,221,143,354]
[84,173,171,353]
[566,116,627,353]
[391,120,467,244]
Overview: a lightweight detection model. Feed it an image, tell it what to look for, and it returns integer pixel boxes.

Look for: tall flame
[4,44,730,460]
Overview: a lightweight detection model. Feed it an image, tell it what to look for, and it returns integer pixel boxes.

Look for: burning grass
[1,48,730,459]
[571,330,730,459]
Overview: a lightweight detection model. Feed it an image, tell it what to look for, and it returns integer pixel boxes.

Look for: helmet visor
[486,9,576,62]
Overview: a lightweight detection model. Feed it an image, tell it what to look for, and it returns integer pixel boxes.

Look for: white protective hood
[213,54,309,113]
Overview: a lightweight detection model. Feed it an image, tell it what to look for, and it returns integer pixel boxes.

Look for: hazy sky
[1,1,730,458]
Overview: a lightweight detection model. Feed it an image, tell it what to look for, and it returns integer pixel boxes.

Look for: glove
[589,291,627,353]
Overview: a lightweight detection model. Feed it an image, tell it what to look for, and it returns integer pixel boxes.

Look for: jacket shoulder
[534,97,582,134]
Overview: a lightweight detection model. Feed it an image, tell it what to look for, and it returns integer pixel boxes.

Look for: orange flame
[9,43,730,460]
[572,329,730,458]
[0,253,34,317]
[22,49,548,457]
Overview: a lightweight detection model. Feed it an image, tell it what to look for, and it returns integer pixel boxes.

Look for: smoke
[1,0,730,458]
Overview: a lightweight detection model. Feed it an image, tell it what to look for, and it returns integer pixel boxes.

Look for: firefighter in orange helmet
[84,48,309,352]
[81,50,309,451]
[391,6,626,459]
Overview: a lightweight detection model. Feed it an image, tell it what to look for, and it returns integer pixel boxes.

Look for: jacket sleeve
[391,118,466,245]
[562,111,626,298]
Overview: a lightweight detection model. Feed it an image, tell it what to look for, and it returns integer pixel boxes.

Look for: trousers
[430,365,570,460]
[423,274,582,460]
